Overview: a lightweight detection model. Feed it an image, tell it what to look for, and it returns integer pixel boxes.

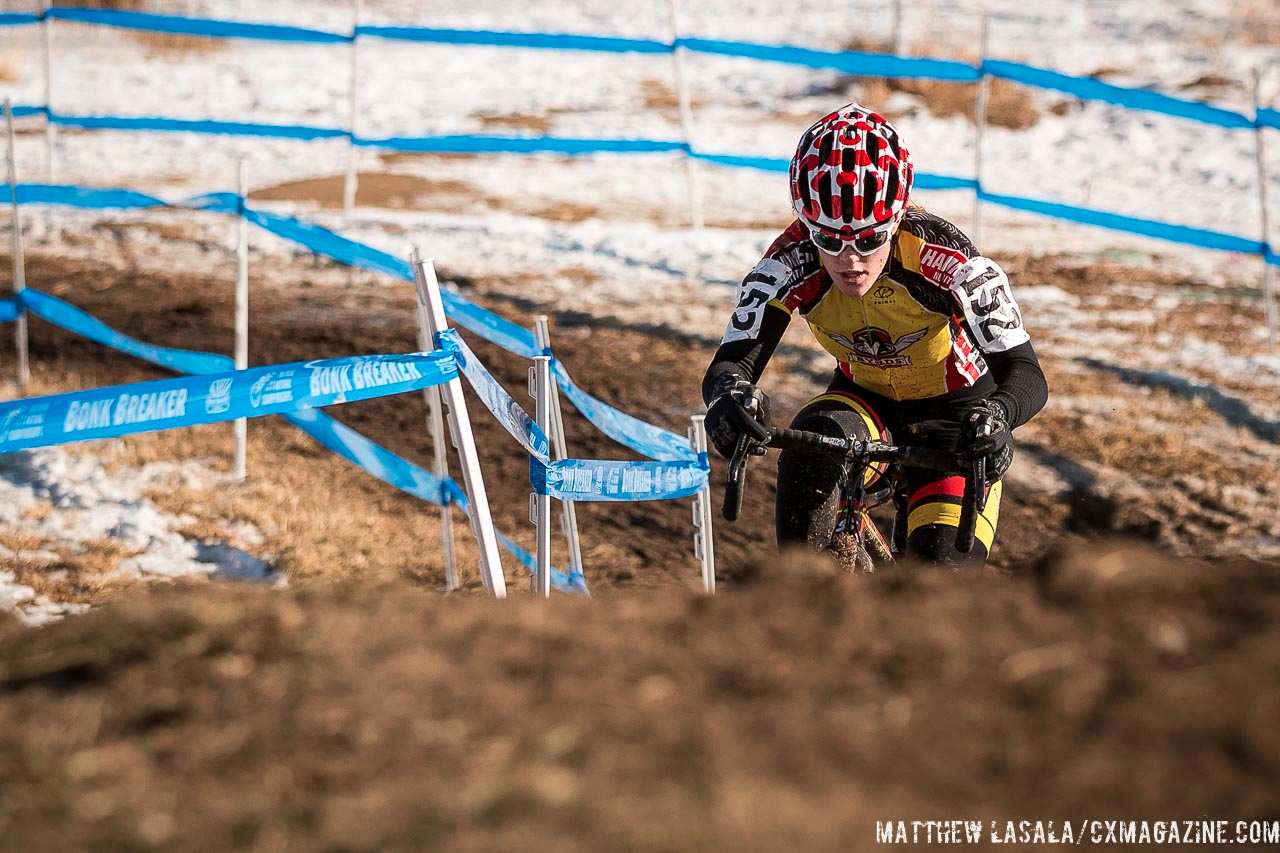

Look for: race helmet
[789,103,913,253]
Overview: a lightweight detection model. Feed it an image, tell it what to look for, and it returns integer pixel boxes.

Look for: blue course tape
[0,299,19,323]
[357,134,686,156]
[284,407,449,505]
[1259,108,1280,131]
[51,112,349,142]
[5,184,167,209]
[532,457,708,502]
[677,37,981,82]
[977,190,1269,257]
[0,13,40,26]
[285,409,585,594]
[22,288,236,375]
[983,60,1255,130]
[46,8,349,44]
[7,105,46,119]
[443,331,551,463]
[0,350,455,454]
[357,25,668,55]
[551,360,697,463]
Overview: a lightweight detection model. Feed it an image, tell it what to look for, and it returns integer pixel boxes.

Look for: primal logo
[827,326,928,367]
[206,378,233,414]
[919,243,966,286]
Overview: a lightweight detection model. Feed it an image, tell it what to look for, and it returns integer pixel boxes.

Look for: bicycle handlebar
[722,426,985,555]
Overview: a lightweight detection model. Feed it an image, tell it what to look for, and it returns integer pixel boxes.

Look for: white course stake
[972,15,991,249]
[4,99,30,391]
[666,0,704,230]
[531,356,553,597]
[413,258,507,598]
[411,247,458,590]
[533,316,585,581]
[1255,70,1276,350]
[41,1,55,184]
[689,414,716,594]
[343,0,362,219]
[233,159,249,481]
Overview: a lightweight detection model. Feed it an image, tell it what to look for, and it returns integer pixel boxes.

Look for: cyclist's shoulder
[894,207,980,288]
[898,207,978,256]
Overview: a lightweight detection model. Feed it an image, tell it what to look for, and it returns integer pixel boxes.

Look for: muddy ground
[1,227,1279,849]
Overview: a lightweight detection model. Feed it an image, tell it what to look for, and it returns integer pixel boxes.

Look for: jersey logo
[827,326,928,367]
[919,243,967,286]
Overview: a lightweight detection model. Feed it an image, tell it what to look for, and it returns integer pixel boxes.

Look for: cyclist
[702,102,1048,568]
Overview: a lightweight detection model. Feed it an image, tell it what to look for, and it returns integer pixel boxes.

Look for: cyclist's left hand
[964,399,1013,485]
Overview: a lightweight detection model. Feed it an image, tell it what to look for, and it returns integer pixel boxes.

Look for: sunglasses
[807,223,894,257]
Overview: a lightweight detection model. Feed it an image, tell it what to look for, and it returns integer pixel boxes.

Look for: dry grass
[477,113,554,134]
[49,0,222,55]
[50,0,148,8]
[0,58,19,84]
[1227,0,1280,47]
[129,30,224,57]
[834,38,1043,130]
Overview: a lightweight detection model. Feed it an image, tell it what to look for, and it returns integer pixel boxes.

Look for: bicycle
[721,427,989,572]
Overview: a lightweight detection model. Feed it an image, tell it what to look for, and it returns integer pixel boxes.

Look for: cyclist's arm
[946,255,1048,429]
[701,303,790,405]
[985,340,1048,429]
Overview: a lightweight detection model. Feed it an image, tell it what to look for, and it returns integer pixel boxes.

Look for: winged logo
[827,327,928,362]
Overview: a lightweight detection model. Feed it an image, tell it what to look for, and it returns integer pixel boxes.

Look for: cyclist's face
[819,237,894,299]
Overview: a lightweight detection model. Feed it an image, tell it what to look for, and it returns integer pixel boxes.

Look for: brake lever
[722,432,754,522]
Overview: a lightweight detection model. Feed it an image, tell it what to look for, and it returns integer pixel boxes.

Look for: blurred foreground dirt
[1,541,1278,851]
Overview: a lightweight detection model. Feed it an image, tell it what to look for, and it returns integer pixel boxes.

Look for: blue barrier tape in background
[358,25,668,55]
[1259,108,1280,131]
[676,37,981,82]
[977,190,1269,257]
[983,59,1255,130]
[3,9,1274,129]
[46,8,349,44]
[50,112,349,142]
[0,300,18,323]
[2,183,699,456]
[0,350,455,453]
[7,105,46,119]
[357,134,686,156]
[22,288,237,375]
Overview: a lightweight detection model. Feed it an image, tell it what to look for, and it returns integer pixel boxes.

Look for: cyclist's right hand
[704,378,771,458]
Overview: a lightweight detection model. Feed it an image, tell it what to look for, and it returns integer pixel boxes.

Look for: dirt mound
[1,541,1277,851]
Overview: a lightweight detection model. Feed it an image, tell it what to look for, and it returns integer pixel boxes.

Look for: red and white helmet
[789,103,913,245]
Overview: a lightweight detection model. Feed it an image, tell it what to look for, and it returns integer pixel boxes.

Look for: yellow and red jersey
[720,208,1031,402]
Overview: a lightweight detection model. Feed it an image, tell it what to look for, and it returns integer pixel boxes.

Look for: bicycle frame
[722,427,986,558]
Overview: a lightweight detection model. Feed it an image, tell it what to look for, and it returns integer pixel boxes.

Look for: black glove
[964,399,1013,486]
[704,378,771,459]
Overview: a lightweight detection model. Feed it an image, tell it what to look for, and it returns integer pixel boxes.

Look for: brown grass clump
[836,38,1042,130]
[1227,0,1280,47]
[50,0,148,7]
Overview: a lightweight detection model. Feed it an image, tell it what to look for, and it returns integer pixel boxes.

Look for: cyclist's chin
[833,274,875,298]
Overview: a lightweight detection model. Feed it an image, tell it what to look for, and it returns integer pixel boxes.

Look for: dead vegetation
[839,37,1046,130]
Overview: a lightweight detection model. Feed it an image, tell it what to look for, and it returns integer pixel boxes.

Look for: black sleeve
[985,340,1048,429]
[701,304,791,405]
